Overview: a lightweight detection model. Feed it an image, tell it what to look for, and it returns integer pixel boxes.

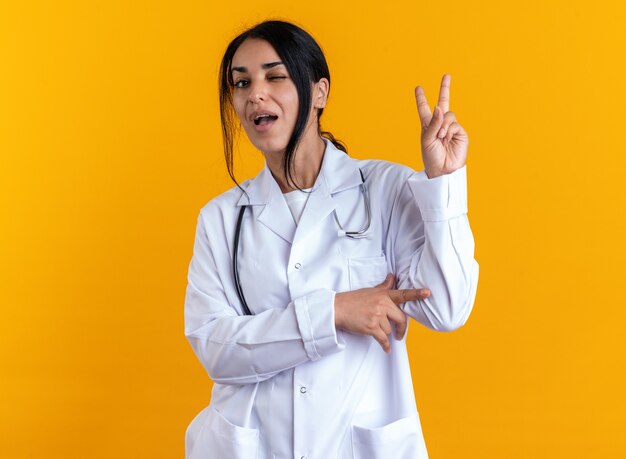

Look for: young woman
[184,19,478,459]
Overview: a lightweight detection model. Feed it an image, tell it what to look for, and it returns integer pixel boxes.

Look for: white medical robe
[184,138,479,458]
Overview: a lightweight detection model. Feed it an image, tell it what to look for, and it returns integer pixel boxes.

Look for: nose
[247,79,267,104]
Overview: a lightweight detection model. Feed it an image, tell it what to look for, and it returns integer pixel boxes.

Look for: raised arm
[389,167,479,331]
[389,74,479,331]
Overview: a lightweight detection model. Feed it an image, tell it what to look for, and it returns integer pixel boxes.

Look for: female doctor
[184,20,479,459]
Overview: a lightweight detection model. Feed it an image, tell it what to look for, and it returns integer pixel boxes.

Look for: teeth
[253,114,277,126]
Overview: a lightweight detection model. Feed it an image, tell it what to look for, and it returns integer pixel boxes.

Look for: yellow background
[2,0,625,457]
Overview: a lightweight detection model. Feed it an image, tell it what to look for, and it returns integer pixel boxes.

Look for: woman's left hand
[414,74,469,178]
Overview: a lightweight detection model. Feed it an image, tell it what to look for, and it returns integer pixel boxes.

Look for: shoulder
[197,181,249,223]
[355,158,420,188]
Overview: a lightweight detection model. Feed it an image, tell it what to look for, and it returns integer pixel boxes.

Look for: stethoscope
[233,169,371,315]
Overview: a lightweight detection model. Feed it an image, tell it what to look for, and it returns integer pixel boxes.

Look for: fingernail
[438,128,445,138]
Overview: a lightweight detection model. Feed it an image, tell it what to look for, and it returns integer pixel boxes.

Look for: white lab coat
[184,138,479,459]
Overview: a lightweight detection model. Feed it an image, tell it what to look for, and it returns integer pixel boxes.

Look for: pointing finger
[388,288,431,305]
[437,74,451,113]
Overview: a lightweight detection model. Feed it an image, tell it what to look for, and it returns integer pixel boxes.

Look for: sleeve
[184,210,345,386]
[387,165,479,332]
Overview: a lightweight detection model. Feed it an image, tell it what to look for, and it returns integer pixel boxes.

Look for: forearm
[185,286,344,385]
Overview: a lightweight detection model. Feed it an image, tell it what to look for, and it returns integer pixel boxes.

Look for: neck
[265,134,326,193]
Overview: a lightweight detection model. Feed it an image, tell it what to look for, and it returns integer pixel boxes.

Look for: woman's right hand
[334,274,431,353]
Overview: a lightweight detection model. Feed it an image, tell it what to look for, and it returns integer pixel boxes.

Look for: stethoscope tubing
[233,169,369,315]
[233,205,253,316]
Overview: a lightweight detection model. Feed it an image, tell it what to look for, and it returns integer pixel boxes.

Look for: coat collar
[236,138,363,207]
[235,138,364,244]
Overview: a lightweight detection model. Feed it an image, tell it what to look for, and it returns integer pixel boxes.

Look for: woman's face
[230,38,322,156]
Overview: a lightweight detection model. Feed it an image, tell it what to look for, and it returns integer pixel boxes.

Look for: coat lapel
[236,166,297,244]
[293,139,363,245]
[235,138,363,246]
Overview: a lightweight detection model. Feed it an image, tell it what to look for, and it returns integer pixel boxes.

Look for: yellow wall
[2,1,625,457]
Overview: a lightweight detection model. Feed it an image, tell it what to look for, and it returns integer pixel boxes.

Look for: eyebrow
[231,61,285,73]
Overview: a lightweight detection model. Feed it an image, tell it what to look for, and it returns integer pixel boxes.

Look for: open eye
[233,79,249,88]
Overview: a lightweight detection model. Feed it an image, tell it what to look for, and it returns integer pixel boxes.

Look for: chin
[251,138,288,156]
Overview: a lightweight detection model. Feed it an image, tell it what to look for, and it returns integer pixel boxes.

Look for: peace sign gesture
[414,74,469,178]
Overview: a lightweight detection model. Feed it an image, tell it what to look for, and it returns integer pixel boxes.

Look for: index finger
[388,288,431,305]
[437,74,451,113]
[414,86,432,127]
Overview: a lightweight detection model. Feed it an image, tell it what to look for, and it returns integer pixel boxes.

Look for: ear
[313,78,329,109]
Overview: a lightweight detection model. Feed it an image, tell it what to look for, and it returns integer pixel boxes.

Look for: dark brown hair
[218,19,347,190]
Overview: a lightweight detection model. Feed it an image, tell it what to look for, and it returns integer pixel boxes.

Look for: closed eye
[233,75,287,89]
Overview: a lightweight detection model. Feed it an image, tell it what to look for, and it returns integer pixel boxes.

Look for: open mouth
[253,114,278,126]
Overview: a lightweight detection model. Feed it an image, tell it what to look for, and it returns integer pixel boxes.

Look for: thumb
[423,106,443,143]
[376,273,395,290]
